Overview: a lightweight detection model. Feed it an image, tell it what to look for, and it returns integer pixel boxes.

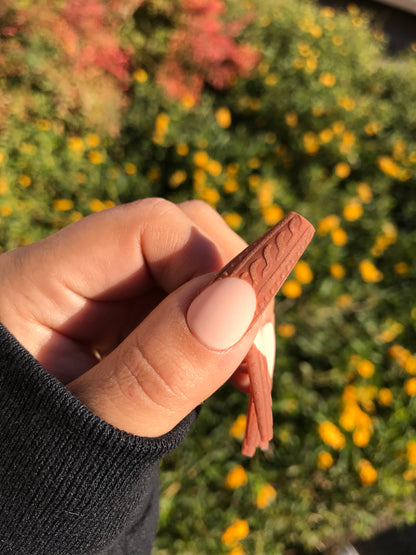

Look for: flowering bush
[1,0,416,553]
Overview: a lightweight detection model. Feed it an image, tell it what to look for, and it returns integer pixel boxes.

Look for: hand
[0,199,275,437]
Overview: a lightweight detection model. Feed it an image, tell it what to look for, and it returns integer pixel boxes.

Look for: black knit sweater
[0,323,197,554]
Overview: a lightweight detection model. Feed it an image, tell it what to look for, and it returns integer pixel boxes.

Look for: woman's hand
[0,199,275,437]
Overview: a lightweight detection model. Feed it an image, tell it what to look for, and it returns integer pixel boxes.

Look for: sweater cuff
[0,323,197,554]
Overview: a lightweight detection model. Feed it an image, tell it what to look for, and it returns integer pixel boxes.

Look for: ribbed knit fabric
[0,323,197,555]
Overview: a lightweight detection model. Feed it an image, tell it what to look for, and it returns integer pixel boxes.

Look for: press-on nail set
[214,212,315,456]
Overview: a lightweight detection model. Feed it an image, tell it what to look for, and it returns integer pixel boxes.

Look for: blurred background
[1,1,416,553]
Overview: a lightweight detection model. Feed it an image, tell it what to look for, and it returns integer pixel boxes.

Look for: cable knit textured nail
[210,212,315,456]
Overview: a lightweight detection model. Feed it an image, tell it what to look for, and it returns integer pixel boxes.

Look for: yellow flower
[356,182,372,203]
[262,205,284,226]
[1,205,12,216]
[0,177,8,194]
[341,130,356,154]
[335,162,351,179]
[124,162,137,175]
[353,427,371,447]
[281,280,302,298]
[265,73,278,86]
[147,167,161,181]
[336,293,352,308]
[70,211,83,222]
[405,356,416,375]
[153,113,170,144]
[89,199,107,212]
[181,94,196,109]
[224,178,239,194]
[332,35,344,46]
[332,121,345,135]
[318,421,346,450]
[303,132,320,154]
[342,385,358,403]
[230,414,246,439]
[404,469,416,482]
[317,451,334,469]
[337,96,356,111]
[285,112,298,127]
[339,402,368,431]
[407,441,416,465]
[68,137,84,152]
[331,228,348,246]
[199,187,220,205]
[169,170,187,188]
[89,151,104,164]
[309,24,322,38]
[378,388,393,406]
[277,323,296,338]
[330,263,346,279]
[225,465,248,490]
[348,3,360,15]
[298,42,311,56]
[36,119,52,131]
[176,143,189,156]
[321,6,335,17]
[344,201,363,221]
[53,199,74,211]
[294,261,313,284]
[86,133,100,148]
[223,212,243,230]
[404,378,416,396]
[256,483,277,508]
[319,72,336,87]
[395,262,409,275]
[364,121,381,135]
[226,162,239,175]
[221,520,249,545]
[359,260,383,282]
[356,359,375,378]
[229,546,245,555]
[358,459,377,485]
[194,150,209,168]
[133,68,148,83]
[207,159,222,177]
[377,156,401,178]
[216,107,232,128]
[257,181,273,207]
[319,128,334,143]
[318,214,340,235]
[18,174,31,187]
[248,157,261,169]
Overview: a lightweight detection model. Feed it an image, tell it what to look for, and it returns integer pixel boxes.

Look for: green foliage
[1,0,416,553]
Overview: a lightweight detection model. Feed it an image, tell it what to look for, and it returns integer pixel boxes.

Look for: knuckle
[115,338,190,413]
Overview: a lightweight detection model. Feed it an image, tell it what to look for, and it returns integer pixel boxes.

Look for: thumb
[67,272,260,437]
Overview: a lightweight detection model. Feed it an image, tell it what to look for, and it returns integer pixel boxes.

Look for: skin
[0,199,275,437]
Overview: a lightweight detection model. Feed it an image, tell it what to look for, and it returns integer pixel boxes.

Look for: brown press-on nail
[213,212,315,456]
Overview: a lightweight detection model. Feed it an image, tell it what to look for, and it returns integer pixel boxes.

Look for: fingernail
[215,212,315,327]
[253,322,276,378]
[187,277,257,350]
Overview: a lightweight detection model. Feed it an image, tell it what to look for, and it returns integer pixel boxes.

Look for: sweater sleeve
[0,323,197,555]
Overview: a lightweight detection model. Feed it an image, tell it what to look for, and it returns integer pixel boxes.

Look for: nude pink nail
[187,277,257,351]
